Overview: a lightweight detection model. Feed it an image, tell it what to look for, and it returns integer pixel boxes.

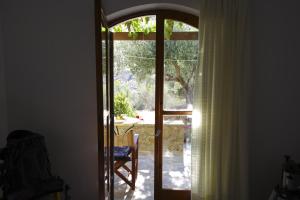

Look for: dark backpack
[0,130,65,200]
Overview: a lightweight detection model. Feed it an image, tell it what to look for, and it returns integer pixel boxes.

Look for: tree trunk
[185,86,193,108]
[166,61,194,108]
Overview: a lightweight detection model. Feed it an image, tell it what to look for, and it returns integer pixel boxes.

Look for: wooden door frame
[94,0,105,199]
[108,31,115,200]
[106,9,198,200]
[95,1,115,199]
[108,10,198,28]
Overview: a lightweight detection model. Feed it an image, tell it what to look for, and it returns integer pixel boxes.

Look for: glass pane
[162,115,191,190]
[102,27,108,112]
[164,20,199,111]
[101,25,110,196]
[111,15,156,200]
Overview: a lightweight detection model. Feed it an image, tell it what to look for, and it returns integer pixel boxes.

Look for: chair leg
[114,160,125,170]
[115,169,134,189]
[114,160,135,190]
[131,154,136,190]
[136,147,139,177]
[131,148,139,190]
[122,164,132,174]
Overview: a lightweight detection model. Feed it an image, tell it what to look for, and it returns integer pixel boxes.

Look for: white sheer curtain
[191,0,249,199]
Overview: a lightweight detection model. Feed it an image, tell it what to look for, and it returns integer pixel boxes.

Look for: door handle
[155,129,161,137]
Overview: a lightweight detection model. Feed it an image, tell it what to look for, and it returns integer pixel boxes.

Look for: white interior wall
[0,2,8,146]
[102,0,200,16]
[2,0,99,199]
[250,0,300,199]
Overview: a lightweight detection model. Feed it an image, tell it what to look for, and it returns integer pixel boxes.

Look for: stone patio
[114,143,191,200]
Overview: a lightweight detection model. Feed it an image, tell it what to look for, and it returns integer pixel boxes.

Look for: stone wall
[115,123,185,153]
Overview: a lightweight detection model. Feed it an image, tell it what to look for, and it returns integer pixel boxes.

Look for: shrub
[114,92,135,118]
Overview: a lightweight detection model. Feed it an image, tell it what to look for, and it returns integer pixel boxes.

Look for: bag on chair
[0,130,64,200]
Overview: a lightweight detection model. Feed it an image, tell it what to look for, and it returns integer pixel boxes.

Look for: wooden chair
[114,127,139,190]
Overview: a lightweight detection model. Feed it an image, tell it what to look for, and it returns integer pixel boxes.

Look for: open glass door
[95,1,114,199]
[108,30,115,200]
[155,16,199,200]
[102,20,110,200]
[103,11,198,200]
[111,16,156,200]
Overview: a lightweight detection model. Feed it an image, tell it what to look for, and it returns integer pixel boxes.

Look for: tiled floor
[114,143,191,200]
[114,152,154,200]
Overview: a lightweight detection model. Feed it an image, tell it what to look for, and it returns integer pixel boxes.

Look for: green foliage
[114,40,156,81]
[114,75,155,111]
[113,16,156,39]
[114,39,198,106]
[164,40,199,87]
[114,80,130,97]
[164,19,174,40]
[112,17,186,40]
[112,17,199,108]
[114,92,136,117]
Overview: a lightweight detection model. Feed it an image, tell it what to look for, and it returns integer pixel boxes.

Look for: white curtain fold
[191,0,249,199]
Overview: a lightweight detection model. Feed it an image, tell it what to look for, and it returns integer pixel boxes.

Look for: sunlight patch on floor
[114,143,191,200]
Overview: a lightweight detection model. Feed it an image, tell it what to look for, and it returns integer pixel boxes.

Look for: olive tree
[113,17,198,109]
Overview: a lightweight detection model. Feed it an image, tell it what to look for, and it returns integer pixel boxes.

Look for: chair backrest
[114,129,135,147]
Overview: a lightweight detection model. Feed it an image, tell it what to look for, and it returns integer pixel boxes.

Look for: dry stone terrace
[114,116,191,200]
